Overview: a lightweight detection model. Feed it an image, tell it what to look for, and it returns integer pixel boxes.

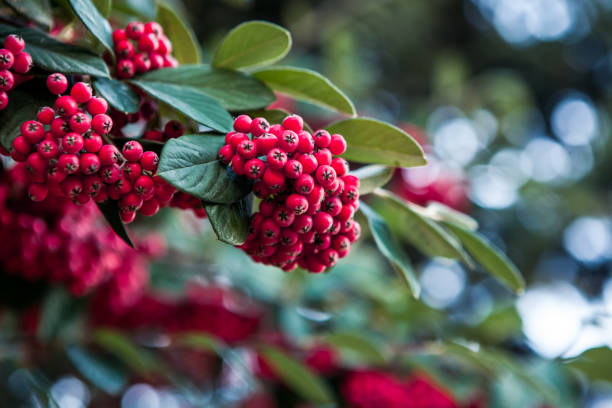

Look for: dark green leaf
[37,287,84,341]
[360,202,420,298]
[157,3,200,64]
[325,332,387,365]
[69,0,114,55]
[253,66,356,115]
[374,189,472,264]
[66,345,127,395]
[565,347,612,383]
[93,329,157,374]
[5,0,52,28]
[424,201,478,231]
[137,65,275,111]
[261,347,335,405]
[158,135,251,203]
[94,78,140,113]
[350,165,394,195]
[326,118,427,167]
[443,222,525,293]
[96,200,134,248]
[0,24,110,77]
[131,80,233,132]
[204,194,252,245]
[93,0,112,17]
[213,21,291,70]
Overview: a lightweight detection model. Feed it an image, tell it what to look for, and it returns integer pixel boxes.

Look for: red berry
[218,144,234,164]
[69,82,92,103]
[237,139,257,159]
[250,117,270,137]
[286,194,309,215]
[101,164,121,183]
[0,48,14,69]
[47,73,68,95]
[99,144,121,165]
[267,148,287,170]
[263,168,285,190]
[83,174,103,196]
[149,52,164,69]
[253,180,270,198]
[117,59,135,78]
[26,152,47,176]
[273,206,295,227]
[92,114,113,134]
[255,133,278,155]
[144,22,163,36]
[297,131,314,153]
[138,33,158,52]
[47,162,67,184]
[329,133,347,155]
[112,28,127,44]
[228,132,248,149]
[86,97,109,115]
[343,174,360,189]
[279,229,299,246]
[231,154,246,175]
[144,130,163,141]
[295,174,314,194]
[80,153,101,175]
[313,130,331,148]
[62,132,84,154]
[37,139,58,159]
[292,215,313,234]
[261,219,280,240]
[267,124,283,138]
[0,91,7,110]
[120,192,144,212]
[282,115,304,133]
[58,153,80,174]
[13,52,32,74]
[140,151,159,172]
[54,96,78,117]
[134,174,154,197]
[307,185,325,206]
[163,55,178,68]
[121,162,141,182]
[133,53,151,72]
[140,198,160,216]
[12,135,31,155]
[157,36,172,55]
[28,183,48,202]
[323,197,342,216]
[331,157,349,177]
[126,22,145,40]
[284,159,303,179]
[61,176,84,198]
[298,153,318,174]
[115,40,135,58]
[4,34,25,54]
[0,69,14,91]
[278,130,298,153]
[20,120,44,144]
[314,148,332,166]
[69,112,92,134]
[244,158,265,179]
[36,106,55,124]
[342,185,359,203]
[234,115,252,133]
[163,120,184,139]
[122,140,143,161]
[313,211,333,234]
[120,210,137,223]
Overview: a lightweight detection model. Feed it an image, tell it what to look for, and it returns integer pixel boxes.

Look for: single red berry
[140,198,160,216]
[134,53,151,72]
[157,36,172,55]
[313,212,334,234]
[61,176,84,198]
[298,153,318,174]
[116,59,135,79]
[338,204,355,223]
[0,48,14,70]
[286,194,309,215]
[58,153,80,174]
[86,97,109,116]
[69,82,92,104]
[99,144,121,165]
[237,139,257,159]
[143,21,163,35]
[120,192,144,212]
[92,114,113,134]
[263,168,285,190]
[313,130,332,148]
[37,139,58,159]
[12,135,31,155]
[138,33,158,52]
[267,148,287,169]
[261,219,280,240]
[0,91,7,110]
[140,151,159,172]
[83,133,103,153]
[233,115,252,133]
[149,52,164,69]
[47,162,67,184]
[83,174,103,196]
[54,96,78,117]
[292,214,313,234]
[295,174,314,194]
[297,131,314,153]
[134,174,154,197]
[122,140,143,161]
[284,159,303,179]
[231,154,246,175]
[282,115,304,133]
[62,132,84,154]
[21,120,44,143]
[329,133,347,155]
[0,69,14,91]
[79,153,101,175]
[279,229,299,246]
[68,112,92,134]
[115,40,135,58]
[36,106,55,124]
[250,117,270,137]
[126,22,145,40]
[120,210,137,223]
[101,164,121,183]
[163,120,184,139]
[331,157,349,177]
[47,73,68,95]
[323,197,342,216]
[26,152,47,176]
[218,144,234,164]
[307,257,326,273]
[28,183,48,202]
[268,124,284,137]
[255,133,278,155]
[244,158,265,179]
[253,180,270,198]
[122,162,142,182]
[112,28,127,44]
[342,184,359,204]
[4,34,25,54]
[342,174,360,189]
[278,130,298,153]
[112,177,133,196]
[162,55,178,68]
[273,206,296,227]
[307,185,325,206]
[12,52,32,74]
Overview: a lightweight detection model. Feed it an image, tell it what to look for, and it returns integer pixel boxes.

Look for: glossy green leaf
[204,194,252,245]
[93,329,157,374]
[66,345,127,395]
[261,347,335,405]
[96,200,134,248]
[325,332,387,365]
[5,0,52,28]
[131,79,233,132]
[253,66,356,115]
[158,135,251,204]
[443,222,525,293]
[350,165,394,195]
[425,201,478,231]
[157,3,200,64]
[94,78,140,113]
[360,202,420,298]
[0,24,110,77]
[374,189,472,263]
[138,65,275,111]
[565,347,612,383]
[93,0,112,17]
[213,21,291,70]
[326,118,427,167]
[69,0,114,55]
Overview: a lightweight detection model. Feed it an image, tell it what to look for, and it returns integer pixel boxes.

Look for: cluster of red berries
[218,114,361,273]
[112,21,177,79]
[0,34,33,110]
[7,73,182,223]
[0,164,156,298]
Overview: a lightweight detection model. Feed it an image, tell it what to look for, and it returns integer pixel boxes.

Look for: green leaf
[360,202,420,298]
[204,194,252,245]
[443,222,525,293]
[96,200,134,248]
[374,189,472,264]
[66,345,127,395]
[94,78,140,113]
[213,21,291,70]
[138,65,275,111]
[131,79,233,132]
[157,3,200,64]
[69,0,114,55]
[253,66,355,115]
[158,135,251,204]
[93,0,112,17]
[4,0,52,28]
[565,347,612,383]
[424,201,478,231]
[93,329,157,374]
[0,87,54,150]
[326,118,427,167]
[0,24,110,77]
[350,165,394,195]
[261,347,335,405]
[112,0,156,20]
[325,332,387,365]
[37,287,84,342]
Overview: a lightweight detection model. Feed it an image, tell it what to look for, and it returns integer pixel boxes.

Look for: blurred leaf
[112,0,156,20]
[69,0,114,55]
[253,66,356,115]
[93,329,157,375]
[96,200,134,247]
[66,345,127,395]
[443,222,525,293]
[37,287,84,342]
[565,346,612,383]
[0,24,110,77]
[93,0,112,17]
[157,3,200,64]
[94,78,140,113]
[5,0,52,28]
[360,201,420,298]
[374,190,472,264]
[261,346,335,405]
[175,332,224,352]
[213,21,291,70]
[131,78,233,132]
[350,165,394,195]
[325,331,387,365]
[326,118,427,167]
[467,305,522,343]
[204,194,252,245]
[0,86,53,150]
[138,65,275,111]
[158,135,251,203]
[424,202,478,231]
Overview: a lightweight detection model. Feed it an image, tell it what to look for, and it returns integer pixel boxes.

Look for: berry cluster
[112,21,177,79]
[8,73,180,224]
[0,34,33,110]
[218,114,361,273]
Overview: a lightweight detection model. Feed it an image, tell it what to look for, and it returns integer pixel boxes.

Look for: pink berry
[278,130,299,153]
[244,158,265,179]
[313,130,331,148]
[282,115,304,132]
[54,96,78,117]
[286,194,309,215]
[298,154,318,174]
[140,151,159,172]
[28,183,48,202]
[99,144,122,165]
[37,139,58,159]
[284,159,303,179]
[255,133,278,155]
[233,114,252,133]
[250,117,270,137]
[80,152,101,175]
[126,22,145,40]
[47,73,68,95]
[87,97,108,115]
[331,157,349,177]
[295,174,314,194]
[122,140,143,161]
[70,82,93,104]
[297,131,314,153]
[36,106,55,124]
[58,153,80,174]
[21,120,44,143]
[117,59,135,79]
[0,49,13,70]
[83,133,103,153]
[4,34,25,54]
[12,52,32,74]
[314,148,332,166]
[92,114,113,134]
[329,133,347,155]
[263,168,285,190]
[0,69,14,91]
[137,33,158,52]
[267,148,287,170]
[62,132,84,154]
[69,112,92,134]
